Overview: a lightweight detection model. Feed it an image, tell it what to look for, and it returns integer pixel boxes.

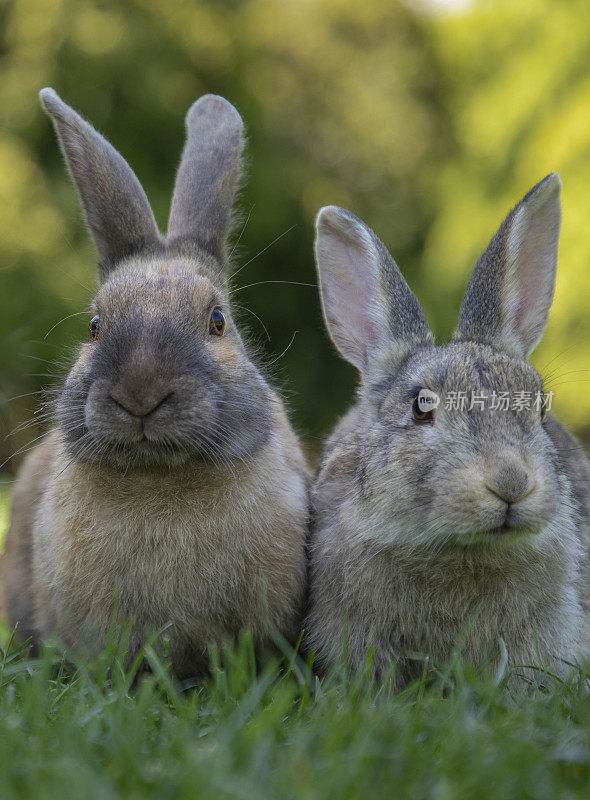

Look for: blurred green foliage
[1,0,589,474]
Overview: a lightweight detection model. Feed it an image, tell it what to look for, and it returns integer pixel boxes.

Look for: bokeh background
[1,0,590,480]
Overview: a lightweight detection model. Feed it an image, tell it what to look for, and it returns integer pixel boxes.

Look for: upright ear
[166,94,244,263]
[314,206,433,374]
[39,88,161,280]
[453,174,561,359]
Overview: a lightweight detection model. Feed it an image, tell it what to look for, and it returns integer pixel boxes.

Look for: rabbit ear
[166,94,244,263]
[314,206,433,373]
[39,88,161,280]
[454,174,561,359]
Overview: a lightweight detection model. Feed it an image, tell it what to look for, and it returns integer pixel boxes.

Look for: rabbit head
[314,174,569,549]
[41,89,272,470]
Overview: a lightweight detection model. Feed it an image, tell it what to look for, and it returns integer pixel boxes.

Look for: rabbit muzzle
[78,369,220,466]
[462,457,557,542]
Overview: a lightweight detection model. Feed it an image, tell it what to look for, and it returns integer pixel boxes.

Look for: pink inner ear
[343,240,389,346]
[507,201,557,354]
[318,225,390,370]
[515,220,543,327]
[513,265,535,332]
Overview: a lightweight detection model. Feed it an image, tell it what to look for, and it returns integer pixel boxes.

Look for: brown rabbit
[304,175,590,686]
[0,89,309,677]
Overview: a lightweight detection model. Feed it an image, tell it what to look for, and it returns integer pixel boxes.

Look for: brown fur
[5,403,307,676]
[0,90,309,676]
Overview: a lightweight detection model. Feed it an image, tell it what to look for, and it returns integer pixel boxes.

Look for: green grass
[0,635,588,799]
[0,487,589,799]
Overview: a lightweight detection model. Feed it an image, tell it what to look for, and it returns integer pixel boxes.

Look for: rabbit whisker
[231,224,297,281]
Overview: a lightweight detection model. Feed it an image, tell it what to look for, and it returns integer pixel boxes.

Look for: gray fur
[454,174,561,358]
[39,88,163,280]
[0,91,308,677]
[167,94,244,266]
[59,258,272,470]
[306,176,590,687]
[315,206,433,372]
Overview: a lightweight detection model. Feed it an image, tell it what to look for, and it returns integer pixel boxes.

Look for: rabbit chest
[31,439,306,649]
[370,531,583,669]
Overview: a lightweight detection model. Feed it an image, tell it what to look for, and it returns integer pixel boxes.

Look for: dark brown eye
[540,393,549,421]
[412,395,434,423]
[89,315,99,341]
[209,307,226,336]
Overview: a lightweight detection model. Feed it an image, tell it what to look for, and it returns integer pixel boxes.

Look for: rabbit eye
[412,396,434,423]
[89,315,100,341]
[540,394,549,421]
[209,307,226,336]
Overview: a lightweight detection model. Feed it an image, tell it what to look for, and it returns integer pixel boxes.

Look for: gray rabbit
[305,174,590,685]
[0,90,308,677]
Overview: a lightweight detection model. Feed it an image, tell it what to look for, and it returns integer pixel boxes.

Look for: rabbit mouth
[486,523,523,536]
[132,435,185,459]
[64,423,253,470]
[470,521,542,542]
[136,435,170,453]
[111,431,215,462]
[105,435,192,467]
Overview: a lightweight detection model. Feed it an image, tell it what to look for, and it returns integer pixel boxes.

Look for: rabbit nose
[485,463,535,505]
[110,390,172,418]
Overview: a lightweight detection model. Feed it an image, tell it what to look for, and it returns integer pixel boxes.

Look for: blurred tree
[0,0,444,469]
[425,0,590,437]
[0,0,589,476]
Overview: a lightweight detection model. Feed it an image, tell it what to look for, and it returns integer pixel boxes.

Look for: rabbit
[304,174,590,687]
[0,89,309,678]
